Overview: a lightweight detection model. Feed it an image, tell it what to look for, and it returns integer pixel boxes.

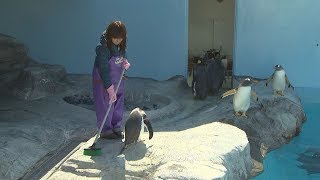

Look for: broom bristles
[83,143,102,156]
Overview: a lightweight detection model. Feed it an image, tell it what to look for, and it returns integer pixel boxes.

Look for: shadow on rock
[60,159,101,177]
[61,139,149,179]
[122,142,148,161]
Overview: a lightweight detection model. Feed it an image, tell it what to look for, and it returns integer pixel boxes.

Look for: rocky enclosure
[0,34,305,180]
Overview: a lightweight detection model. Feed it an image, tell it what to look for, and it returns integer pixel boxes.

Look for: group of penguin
[221,64,294,118]
[120,64,293,154]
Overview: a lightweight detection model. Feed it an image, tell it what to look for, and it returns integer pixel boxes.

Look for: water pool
[253,88,320,180]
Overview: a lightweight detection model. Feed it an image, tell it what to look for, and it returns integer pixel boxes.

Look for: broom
[83,67,126,156]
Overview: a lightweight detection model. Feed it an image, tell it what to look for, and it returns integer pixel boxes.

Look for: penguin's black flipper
[266,73,274,86]
[288,83,294,90]
[143,116,153,140]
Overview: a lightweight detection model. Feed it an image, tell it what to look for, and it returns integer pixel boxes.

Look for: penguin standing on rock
[266,65,293,96]
[221,78,259,118]
[120,107,153,154]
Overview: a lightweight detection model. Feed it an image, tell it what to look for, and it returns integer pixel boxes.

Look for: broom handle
[92,67,126,145]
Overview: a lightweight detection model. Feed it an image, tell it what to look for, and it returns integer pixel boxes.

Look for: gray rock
[0,33,67,101]
[0,93,96,180]
[0,33,28,86]
[11,64,67,100]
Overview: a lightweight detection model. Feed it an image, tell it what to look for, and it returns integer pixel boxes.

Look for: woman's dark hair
[102,21,127,51]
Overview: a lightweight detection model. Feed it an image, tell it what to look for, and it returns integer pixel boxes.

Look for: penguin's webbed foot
[241,112,248,118]
[234,111,242,117]
[273,91,277,96]
[280,91,284,96]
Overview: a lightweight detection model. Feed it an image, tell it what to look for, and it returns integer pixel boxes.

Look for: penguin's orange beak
[252,79,259,84]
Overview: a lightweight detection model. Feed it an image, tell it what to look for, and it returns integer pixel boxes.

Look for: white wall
[189,0,235,57]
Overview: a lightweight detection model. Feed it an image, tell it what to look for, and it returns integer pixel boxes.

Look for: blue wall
[0,0,188,80]
[234,0,320,88]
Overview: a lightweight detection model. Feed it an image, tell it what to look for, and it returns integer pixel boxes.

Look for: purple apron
[92,56,125,134]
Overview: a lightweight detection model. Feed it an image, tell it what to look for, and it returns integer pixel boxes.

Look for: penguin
[187,68,193,88]
[266,65,293,96]
[192,60,208,99]
[120,107,153,154]
[221,77,259,118]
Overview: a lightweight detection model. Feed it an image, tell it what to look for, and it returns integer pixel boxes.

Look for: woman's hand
[106,85,117,104]
[123,58,130,70]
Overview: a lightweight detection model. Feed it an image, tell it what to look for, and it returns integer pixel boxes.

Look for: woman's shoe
[113,131,124,139]
[100,132,118,139]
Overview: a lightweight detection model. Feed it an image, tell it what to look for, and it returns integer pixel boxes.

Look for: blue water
[253,88,320,180]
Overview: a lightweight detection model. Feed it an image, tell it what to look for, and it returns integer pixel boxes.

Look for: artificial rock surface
[0,33,306,179]
[0,33,28,86]
[44,122,252,180]
[1,74,305,180]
